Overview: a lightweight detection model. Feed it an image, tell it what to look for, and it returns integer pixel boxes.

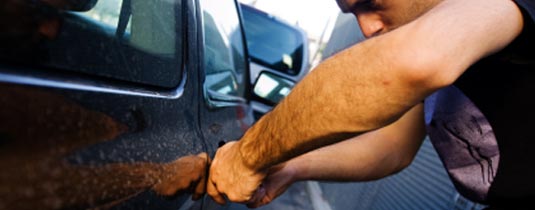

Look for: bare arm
[239,0,524,171]
[247,104,425,208]
[208,0,524,203]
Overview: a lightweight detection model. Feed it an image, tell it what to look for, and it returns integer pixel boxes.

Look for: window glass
[0,0,182,88]
[200,0,247,98]
[81,1,124,29]
[241,5,304,76]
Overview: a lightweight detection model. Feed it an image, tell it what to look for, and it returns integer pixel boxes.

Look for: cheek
[378,11,409,30]
[404,0,442,21]
[381,1,432,30]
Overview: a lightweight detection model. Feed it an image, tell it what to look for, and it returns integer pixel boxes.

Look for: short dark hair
[336,0,351,13]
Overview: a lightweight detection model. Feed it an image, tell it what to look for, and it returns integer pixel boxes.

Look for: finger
[192,175,207,200]
[218,141,237,153]
[191,179,204,200]
[192,191,202,201]
[206,176,226,205]
[247,200,265,209]
[246,187,266,208]
[192,152,210,200]
[226,191,253,203]
[197,152,209,162]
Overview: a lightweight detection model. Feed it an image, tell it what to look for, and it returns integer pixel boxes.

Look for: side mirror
[253,72,295,105]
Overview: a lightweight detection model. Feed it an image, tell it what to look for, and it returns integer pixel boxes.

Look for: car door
[0,0,211,209]
[196,0,254,169]
[192,0,256,208]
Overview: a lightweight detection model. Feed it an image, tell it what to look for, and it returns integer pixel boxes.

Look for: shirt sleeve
[514,0,535,24]
[503,0,535,59]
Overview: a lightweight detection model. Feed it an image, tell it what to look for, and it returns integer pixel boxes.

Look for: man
[207,0,534,208]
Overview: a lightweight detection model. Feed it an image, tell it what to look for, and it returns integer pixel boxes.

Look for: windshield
[241,6,304,76]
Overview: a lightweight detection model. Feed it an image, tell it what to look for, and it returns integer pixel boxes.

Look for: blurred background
[238,0,364,68]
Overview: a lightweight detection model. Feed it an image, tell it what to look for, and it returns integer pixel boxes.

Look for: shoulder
[513,0,535,21]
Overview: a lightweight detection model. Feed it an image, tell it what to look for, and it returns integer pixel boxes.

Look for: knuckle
[228,193,249,203]
[226,193,240,202]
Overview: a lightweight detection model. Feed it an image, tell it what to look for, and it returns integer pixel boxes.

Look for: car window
[241,5,304,76]
[0,0,183,88]
[200,0,247,99]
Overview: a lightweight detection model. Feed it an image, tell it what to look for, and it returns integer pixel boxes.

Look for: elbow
[389,138,422,175]
[381,154,414,177]
[390,28,462,95]
[388,140,421,175]
[396,46,459,93]
[392,153,416,174]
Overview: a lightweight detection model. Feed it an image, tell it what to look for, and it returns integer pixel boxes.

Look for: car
[0,0,304,209]
[239,3,310,119]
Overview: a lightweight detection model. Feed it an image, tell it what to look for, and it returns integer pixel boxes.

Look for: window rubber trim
[0,67,187,99]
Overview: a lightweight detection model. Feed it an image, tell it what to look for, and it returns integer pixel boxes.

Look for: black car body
[0,0,254,209]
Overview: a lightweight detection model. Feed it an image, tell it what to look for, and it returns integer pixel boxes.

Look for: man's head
[336,0,442,38]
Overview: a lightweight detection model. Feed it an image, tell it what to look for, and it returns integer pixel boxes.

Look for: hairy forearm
[240,34,419,171]
[238,0,523,171]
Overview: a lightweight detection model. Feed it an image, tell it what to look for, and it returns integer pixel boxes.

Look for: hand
[246,162,297,208]
[153,152,211,200]
[207,141,267,204]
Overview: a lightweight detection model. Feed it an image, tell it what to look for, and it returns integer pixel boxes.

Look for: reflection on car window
[0,0,182,88]
[241,5,304,76]
[200,0,247,98]
[80,1,125,29]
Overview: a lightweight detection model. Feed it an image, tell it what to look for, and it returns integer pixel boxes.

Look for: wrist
[238,110,290,172]
[236,138,262,172]
[237,119,268,171]
[284,157,309,182]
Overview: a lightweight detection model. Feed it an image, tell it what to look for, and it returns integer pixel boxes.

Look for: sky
[238,0,342,42]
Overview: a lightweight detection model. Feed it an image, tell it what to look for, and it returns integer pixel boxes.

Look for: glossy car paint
[0,0,252,209]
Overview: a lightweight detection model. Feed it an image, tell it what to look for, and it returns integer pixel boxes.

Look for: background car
[239,3,310,119]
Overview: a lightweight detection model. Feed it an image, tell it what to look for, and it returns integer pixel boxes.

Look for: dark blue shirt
[425,1,535,206]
